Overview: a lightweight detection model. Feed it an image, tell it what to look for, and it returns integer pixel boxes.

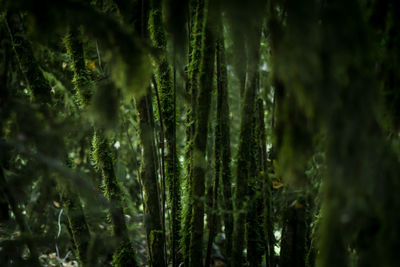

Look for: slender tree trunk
[189,0,216,265]
[215,12,234,266]
[246,48,263,267]
[205,101,217,267]
[257,99,274,267]
[111,0,167,265]
[135,90,166,267]
[232,22,262,267]
[59,183,91,266]
[279,188,307,267]
[181,0,206,265]
[92,130,138,267]
[148,1,182,265]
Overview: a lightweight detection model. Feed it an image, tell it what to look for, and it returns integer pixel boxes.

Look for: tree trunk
[232,22,262,267]
[246,41,263,267]
[181,0,206,265]
[148,1,182,265]
[135,90,166,267]
[257,99,274,267]
[189,0,216,265]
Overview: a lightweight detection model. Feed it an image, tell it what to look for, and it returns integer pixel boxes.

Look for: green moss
[181,0,206,262]
[91,131,114,174]
[111,239,138,267]
[92,129,137,267]
[149,229,164,265]
[180,189,193,266]
[64,27,93,108]
[188,0,217,265]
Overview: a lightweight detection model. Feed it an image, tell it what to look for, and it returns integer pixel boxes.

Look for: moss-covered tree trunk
[205,105,217,267]
[246,41,264,267]
[181,0,206,265]
[188,0,216,265]
[65,27,137,267]
[59,183,91,266]
[205,6,228,266]
[215,19,233,266]
[232,22,262,267]
[134,90,166,267]
[257,99,274,267]
[92,131,138,267]
[148,1,181,265]
[216,14,234,266]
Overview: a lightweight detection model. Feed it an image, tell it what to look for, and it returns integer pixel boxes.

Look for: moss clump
[91,131,114,175]
[64,27,93,108]
[111,239,138,267]
[92,130,138,267]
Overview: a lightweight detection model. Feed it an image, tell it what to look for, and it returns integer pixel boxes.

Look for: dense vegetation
[1,0,400,266]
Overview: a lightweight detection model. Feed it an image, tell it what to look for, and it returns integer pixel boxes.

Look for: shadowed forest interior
[1,0,400,266]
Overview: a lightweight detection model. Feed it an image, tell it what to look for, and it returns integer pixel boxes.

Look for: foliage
[1,0,400,267]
